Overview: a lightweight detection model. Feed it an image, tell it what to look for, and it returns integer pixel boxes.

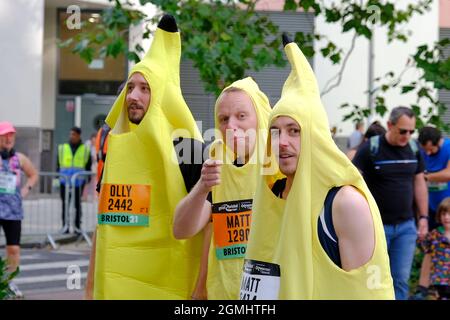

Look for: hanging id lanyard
[0,159,17,194]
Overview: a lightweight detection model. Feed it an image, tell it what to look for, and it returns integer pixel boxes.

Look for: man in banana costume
[86,14,204,299]
[241,35,394,299]
[173,77,276,299]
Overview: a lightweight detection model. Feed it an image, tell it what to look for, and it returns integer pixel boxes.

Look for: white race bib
[0,172,17,194]
[240,259,280,300]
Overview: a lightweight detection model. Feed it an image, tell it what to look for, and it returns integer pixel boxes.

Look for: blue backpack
[369,135,419,160]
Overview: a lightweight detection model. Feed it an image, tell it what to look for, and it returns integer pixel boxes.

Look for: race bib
[428,181,448,192]
[212,199,252,260]
[240,259,280,300]
[98,184,150,226]
[0,172,17,194]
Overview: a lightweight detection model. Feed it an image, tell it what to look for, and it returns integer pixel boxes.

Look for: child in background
[418,197,450,300]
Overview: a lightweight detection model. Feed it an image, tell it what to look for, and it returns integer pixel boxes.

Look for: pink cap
[0,122,16,135]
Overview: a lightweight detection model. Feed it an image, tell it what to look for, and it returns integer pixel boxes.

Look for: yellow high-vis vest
[207,78,275,300]
[58,143,89,186]
[94,15,203,300]
[242,41,394,300]
[58,143,88,169]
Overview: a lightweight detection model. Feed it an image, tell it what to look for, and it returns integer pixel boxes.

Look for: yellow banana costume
[207,78,273,299]
[94,15,203,299]
[242,37,394,299]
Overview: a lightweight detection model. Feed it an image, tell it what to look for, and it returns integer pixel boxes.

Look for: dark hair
[364,121,386,139]
[389,106,415,125]
[418,126,441,146]
[71,126,82,135]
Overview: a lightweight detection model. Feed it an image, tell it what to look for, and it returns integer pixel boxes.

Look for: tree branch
[321,31,357,97]
[371,60,413,96]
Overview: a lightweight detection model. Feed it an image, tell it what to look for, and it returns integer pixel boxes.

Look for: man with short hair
[173,77,273,300]
[353,106,429,300]
[57,126,91,234]
[241,35,394,300]
[85,14,205,300]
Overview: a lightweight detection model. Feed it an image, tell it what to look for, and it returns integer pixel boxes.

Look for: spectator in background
[57,126,91,234]
[417,197,450,300]
[410,126,450,299]
[347,121,364,150]
[0,121,38,298]
[418,126,450,230]
[346,121,386,160]
[364,121,387,140]
[353,106,429,300]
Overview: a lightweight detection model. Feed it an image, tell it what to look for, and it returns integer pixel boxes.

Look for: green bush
[0,257,19,300]
[409,246,424,295]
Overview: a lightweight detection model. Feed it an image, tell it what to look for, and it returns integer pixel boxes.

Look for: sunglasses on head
[398,128,415,135]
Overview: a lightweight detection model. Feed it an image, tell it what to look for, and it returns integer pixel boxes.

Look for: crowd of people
[1,14,448,300]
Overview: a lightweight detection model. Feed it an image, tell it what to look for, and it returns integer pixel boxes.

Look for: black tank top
[271,178,342,268]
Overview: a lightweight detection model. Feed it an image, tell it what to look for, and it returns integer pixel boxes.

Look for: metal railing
[69,171,98,246]
[0,171,98,249]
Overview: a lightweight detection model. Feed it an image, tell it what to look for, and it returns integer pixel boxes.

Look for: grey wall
[14,127,41,173]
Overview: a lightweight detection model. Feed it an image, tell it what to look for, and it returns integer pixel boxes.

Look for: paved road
[6,243,91,300]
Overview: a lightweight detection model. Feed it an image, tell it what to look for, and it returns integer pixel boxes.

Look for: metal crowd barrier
[69,171,98,246]
[0,171,97,249]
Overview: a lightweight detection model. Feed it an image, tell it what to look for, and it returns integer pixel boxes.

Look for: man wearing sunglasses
[353,106,428,300]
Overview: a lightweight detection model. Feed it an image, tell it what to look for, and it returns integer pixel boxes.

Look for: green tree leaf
[63,0,446,132]
[401,85,415,94]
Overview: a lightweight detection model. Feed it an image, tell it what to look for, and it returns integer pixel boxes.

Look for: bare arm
[18,153,38,198]
[333,186,375,271]
[84,228,96,300]
[173,159,222,239]
[425,160,450,183]
[191,223,212,300]
[414,172,429,240]
[418,253,431,288]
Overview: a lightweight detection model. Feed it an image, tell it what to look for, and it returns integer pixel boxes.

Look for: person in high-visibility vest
[57,126,91,234]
